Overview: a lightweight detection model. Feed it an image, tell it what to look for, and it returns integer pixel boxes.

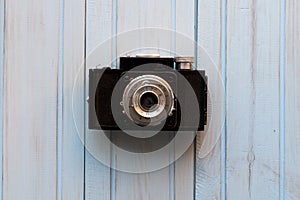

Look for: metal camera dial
[121,75,175,127]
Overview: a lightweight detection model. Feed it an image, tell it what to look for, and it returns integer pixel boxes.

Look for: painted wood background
[0,0,299,199]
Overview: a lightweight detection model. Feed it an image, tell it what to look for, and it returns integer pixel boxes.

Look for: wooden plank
[62,0,85,199]
[226,0,281,199]
[195,0,222,199]
[3,0,60,199]
[84,0,113,199]
[114,0,173,199]
[0,0,4,197]
[174,145,194,200]
[285,1,300,199]
[116,0,174,57]
[174,0,195,199]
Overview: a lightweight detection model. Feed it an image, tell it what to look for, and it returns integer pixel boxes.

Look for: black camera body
[89,56,207,131]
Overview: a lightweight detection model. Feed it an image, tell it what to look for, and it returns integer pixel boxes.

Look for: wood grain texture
[116,0,173,57]
[62,0,85,199]
[285,1,300,199]
[196,0,222,199]
[175,145,194,200]
[0,0,4,197]
[85,0,113,199]
[2,0,300,199]
[226,0,281,199]
[3,0,60,199]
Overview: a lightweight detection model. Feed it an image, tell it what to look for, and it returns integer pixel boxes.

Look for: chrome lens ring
[122,75,174,126]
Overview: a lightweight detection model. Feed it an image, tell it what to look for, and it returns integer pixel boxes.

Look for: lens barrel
[121,75,175,126]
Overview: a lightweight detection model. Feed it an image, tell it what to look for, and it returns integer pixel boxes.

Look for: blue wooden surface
[0,0,4,197]
[227,0,281,198]
[285,1,300,199]
[2,0,60,199]
[62,0,85,199]
[0,0,299,199]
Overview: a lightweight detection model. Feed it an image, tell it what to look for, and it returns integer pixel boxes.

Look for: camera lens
[121,75,175,126]
[139,92,159,111]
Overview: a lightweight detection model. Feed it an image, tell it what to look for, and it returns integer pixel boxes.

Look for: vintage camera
[89,55,207,132]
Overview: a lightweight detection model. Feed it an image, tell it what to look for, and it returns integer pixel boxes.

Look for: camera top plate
[120,57,174,71]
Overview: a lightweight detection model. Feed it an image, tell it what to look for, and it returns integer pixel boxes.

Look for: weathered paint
[62,0,85,199]
[285,0,300,199]
[196,0,223,199]
[0,0,299,199]
[226,0,281,199]
[3,0,60,199]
